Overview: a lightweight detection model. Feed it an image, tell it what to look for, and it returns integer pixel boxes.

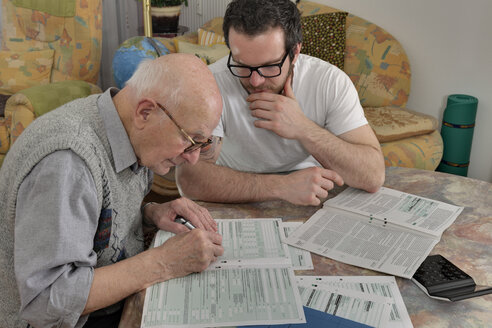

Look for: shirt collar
[97,88,141,173]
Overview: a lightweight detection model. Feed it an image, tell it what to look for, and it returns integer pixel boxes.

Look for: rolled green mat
[437,94,478,176]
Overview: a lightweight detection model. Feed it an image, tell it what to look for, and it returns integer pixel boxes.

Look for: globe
[112,36,170,89]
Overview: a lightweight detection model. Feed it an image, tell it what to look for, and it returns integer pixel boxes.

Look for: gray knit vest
[0,95,150,327]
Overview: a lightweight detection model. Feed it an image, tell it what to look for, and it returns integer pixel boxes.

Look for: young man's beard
[242,63,294,95]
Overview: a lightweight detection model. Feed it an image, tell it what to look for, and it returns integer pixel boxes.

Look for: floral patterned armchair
[0,0,103,166]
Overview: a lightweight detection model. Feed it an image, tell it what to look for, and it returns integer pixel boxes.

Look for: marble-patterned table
[119,167,492,328]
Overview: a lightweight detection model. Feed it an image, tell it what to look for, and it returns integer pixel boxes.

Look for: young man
[0,54,224,328]
[177,0,385,206]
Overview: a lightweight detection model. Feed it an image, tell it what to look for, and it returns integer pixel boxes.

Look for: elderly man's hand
[277,167,344,206]
[155,229,224,279]
[144,197,218,233]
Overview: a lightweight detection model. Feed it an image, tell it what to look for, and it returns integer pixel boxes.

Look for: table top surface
[120,167,492,328]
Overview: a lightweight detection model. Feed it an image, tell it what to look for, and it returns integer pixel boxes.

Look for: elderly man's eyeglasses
[227,52,289,78]
[156,103,213,153]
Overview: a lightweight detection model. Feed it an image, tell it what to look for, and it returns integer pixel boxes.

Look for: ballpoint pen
[174,216,196,230]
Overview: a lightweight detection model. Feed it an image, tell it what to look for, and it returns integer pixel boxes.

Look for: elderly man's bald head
[125,54,221,120]
[114,54,222,175]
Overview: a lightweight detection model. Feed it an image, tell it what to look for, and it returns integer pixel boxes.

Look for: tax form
[141,219,306,328]
[280,221,313,270]
[285,187,463,278]
[296,278,391,328]
[296,276,413,328]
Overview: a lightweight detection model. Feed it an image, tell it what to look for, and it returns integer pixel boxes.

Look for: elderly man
[177,0,385,206]
[0,54,223,327]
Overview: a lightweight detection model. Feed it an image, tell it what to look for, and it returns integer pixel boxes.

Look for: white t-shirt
[210,54,367,173]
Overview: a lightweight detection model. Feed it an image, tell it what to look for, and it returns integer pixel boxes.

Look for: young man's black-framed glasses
[227,52,289,78]
[156,102,212,153]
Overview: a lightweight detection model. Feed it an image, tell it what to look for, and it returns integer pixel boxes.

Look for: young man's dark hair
[223,0,303,60]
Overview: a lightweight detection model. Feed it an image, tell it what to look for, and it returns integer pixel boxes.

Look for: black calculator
[412,254,492,301]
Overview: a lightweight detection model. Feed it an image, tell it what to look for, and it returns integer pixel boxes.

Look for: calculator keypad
[413,255,474,294]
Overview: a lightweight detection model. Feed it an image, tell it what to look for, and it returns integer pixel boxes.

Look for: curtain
[99,0,142,90]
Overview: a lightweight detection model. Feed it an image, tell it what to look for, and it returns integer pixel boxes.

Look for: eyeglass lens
[157,102,212,154]
[183,138,212,153]
[229,65,281,78]
[228,53,288,78]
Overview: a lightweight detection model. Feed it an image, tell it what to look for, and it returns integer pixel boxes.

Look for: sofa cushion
[3,95,34,146]
[0,49,54,95]
[364,106,438,143]
[198,17,226,46]
[7,2,68,43]
[2,0,103,84]
[12,0,76,17]
[4,80,101,146]
[12,80,101,117]
[381,130,443,171]
[175,41,229,65]
[344,15,411,108]
[300,12,348,69]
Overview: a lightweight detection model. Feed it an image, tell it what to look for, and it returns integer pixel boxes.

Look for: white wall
[320,0,492,182]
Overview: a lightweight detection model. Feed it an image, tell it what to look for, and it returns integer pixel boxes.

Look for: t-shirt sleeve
[210,58,230,139]
[212,93,226,138]
[212,114,225,138]
[323,68,368,136]
[15,150,99,327]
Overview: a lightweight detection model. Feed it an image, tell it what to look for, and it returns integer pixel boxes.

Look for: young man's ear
[134,98,156,129]
[291,43,302,65]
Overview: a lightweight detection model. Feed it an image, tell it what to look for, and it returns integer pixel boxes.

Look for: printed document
[296,277,392,328]
[285,187,463,278]
[280,221,314,270]
[296,276,413,328]
[141,219,306,328]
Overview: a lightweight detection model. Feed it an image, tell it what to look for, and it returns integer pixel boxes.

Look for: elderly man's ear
[134,98,156,128]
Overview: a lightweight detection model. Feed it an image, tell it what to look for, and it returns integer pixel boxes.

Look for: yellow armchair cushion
[12,0,76,17]
[154,33,199,54]
[3,80,100,147]
[198,17,226,46]
[0,49,54,95]
[344,15,411,108]
[4,96,35,145]
[364,106,438,143]
[2,0,102,84]
[6,3,67,43]
[382,130,443,171]
[175,32,199,45]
